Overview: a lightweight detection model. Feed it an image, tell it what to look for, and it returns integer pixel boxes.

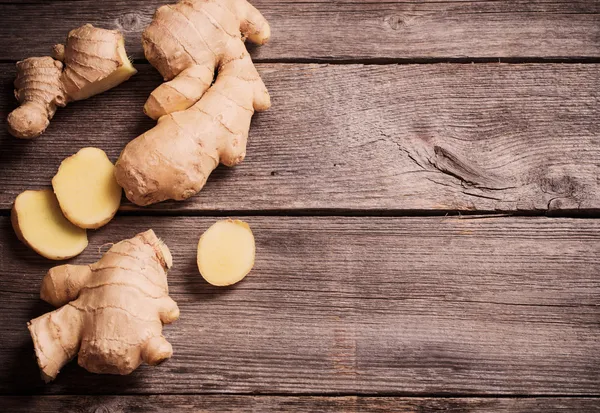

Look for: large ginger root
[115,0,271,206]
[12,190,88,260]
[8,24,136,139]
[28,230,179,382]
[53,147,122,229]
[197,219,255,286]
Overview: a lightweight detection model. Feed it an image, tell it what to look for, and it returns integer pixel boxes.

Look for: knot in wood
[540,175,577,196]
[117,12,144,32]
[385,15,405,30]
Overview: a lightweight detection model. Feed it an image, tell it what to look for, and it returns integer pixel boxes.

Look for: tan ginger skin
[115,0,271,206]
[28,230,179,382]
[8,24,136,139]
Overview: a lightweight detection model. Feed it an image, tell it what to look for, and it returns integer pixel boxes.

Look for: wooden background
[0,0,599,412]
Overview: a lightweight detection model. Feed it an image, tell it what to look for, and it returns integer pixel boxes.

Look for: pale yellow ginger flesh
[65,37,135,102]
[28,229,179,382]
[197,219,255,286]
[115,0,271,206]
[7,24,136,139]
[11,190,88,260]
[52,147,122,229]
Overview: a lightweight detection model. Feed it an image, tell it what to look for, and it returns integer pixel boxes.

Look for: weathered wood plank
[1,216,598,395]
[2,395,600,412]
[0,63,598,213]
[0,1,599,61]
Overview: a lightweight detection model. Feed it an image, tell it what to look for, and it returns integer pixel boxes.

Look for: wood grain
[0,63,598,213]
[2,395,600,412]
[1,216,598,395]
[0,1,599,61]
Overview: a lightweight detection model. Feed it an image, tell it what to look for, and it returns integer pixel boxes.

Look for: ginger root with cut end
[12,190,88,260]
[197,219,255,286]
[8,24,136,139]
[115,0,271,206]
[52,147,122,229]
[28,229,179,382]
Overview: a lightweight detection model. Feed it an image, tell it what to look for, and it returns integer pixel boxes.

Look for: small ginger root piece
[12,190,88,260]
[8,24,136,139]
[52,147,122,229]
[115,0,271,206]
[28,229,179,382]
[197,219,255,286]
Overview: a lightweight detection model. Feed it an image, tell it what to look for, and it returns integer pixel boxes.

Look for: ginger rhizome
[8,24,136,139]
[12,190,88,260]
[53,147,122,229]
[28,230,179,382]
[197,219,255,286]
[115,0,271,206]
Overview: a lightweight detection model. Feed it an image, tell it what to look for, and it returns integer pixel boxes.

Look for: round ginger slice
[197,219,255,286]
[52,147,122,229]
[12,189,88,260]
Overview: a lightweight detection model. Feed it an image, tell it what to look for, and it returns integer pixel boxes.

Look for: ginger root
[52,147,122,229]
[115,0,271,206]
[12,190,88,260]
[8,24,136,139]
[197,219,255,286]
[28,229,179,382]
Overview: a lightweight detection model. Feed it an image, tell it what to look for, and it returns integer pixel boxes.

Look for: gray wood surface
[1,0,599,409]
[1,216,598,395]
[0,1,599,61]
[1,63,598,213]
[2,395,600,412]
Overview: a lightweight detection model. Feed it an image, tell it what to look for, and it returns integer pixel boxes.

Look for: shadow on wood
[2,299,52,395]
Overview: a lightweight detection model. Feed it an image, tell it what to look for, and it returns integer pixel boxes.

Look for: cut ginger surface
[12,189,88,260]
[52,147,122,229]
[7,24,136,139]
[197,219,255,286]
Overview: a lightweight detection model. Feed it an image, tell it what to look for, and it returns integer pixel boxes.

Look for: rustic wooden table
[1,1,599,412]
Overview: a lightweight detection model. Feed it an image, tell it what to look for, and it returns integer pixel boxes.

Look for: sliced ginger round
[52,147,122,229]
[12,190,88,260]
[197,219,255,286]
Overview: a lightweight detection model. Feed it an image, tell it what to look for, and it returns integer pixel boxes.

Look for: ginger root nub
[28,230,179,381]
[115,0,271,206]
[8,24,136,139]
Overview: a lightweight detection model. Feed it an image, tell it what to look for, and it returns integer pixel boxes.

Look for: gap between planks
[2,395,600,413]
[8,393,598,398]
[1,208,598,219]
[2,57,600,65]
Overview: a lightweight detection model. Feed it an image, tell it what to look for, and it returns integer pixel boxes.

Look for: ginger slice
[12,189,88,260]
[197,219,255,286]
[52,147,122,229]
